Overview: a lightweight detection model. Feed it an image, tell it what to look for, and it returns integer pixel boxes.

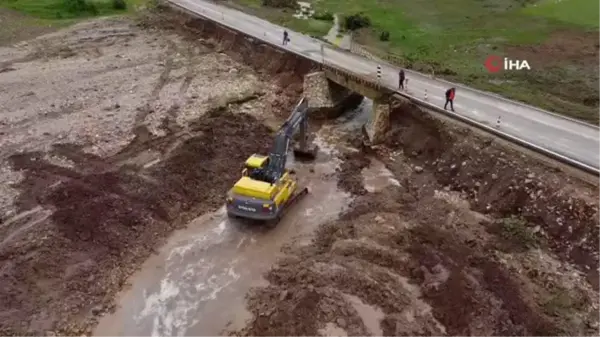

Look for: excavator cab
[242,154,269,177]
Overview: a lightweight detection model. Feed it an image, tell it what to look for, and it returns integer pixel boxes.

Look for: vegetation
[230,0,600,124]
[313,10,333,22]
[230,0,332,37]
[379,30,389,41]
[0,0,139,19]
[112,0,127,10]
[499,216,541,251]
[342,12,371,31]
[262,0,297,9]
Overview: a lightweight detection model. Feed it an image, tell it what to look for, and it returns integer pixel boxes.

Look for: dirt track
[0,8,599,337]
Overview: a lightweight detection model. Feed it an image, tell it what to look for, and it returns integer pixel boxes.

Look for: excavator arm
[262,97,314,183]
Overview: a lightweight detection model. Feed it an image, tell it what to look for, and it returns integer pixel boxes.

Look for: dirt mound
[236,177,597,336]
[1,110,272,335]
[234,101,598,336]
[384,101,599,287]
[337,151,371,196]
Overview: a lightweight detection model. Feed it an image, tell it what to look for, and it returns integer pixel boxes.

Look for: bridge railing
[163,0,599,176]
[319,50,599,175]
[321,59,389,94]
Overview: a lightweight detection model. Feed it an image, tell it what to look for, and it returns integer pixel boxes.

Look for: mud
[0,11,316,335]
[234,102,599,336]
[2,108,275,334]
[1,5,599,337]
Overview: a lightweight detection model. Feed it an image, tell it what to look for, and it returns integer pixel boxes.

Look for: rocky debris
[234,95,598,336]
[337,152,371,195]
[0,12,305,335]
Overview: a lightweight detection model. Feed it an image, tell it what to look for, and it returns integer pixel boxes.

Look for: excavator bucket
[293,144,318,161]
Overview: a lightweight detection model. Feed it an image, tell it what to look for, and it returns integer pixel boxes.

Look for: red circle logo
[484,55,503,73]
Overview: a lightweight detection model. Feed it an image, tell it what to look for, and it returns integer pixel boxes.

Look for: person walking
[283,30,289,45]
[444,87,456,112]
[398,69,405,90]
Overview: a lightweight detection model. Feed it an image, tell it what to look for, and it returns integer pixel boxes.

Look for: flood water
[93,136,351,336]
[93,101,376,336]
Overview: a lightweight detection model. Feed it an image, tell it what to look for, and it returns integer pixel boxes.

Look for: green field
[0,0,149,46]
[523,0,599,28]
[0,0,146,19]
[230,0,600,124]
[230,0,332,37]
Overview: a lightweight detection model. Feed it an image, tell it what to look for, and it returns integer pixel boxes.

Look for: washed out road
[168,0,599,171]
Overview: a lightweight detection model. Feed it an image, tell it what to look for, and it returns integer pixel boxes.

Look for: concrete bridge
[164,0,599,174]
[303,63,397,145]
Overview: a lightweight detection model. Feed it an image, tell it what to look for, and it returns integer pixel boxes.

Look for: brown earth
[233,100,599,336]
[1,6,599,337]
[2,109,272,335]
[0,10,316,335]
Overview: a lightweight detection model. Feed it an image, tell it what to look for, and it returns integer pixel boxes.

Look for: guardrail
[346,40,599,130]
[321,61,388,94]
[163,0,599,176]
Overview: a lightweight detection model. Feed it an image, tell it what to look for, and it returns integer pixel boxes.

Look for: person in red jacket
[444,87,456,112]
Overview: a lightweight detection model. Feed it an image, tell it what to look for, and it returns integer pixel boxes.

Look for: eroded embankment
[0,10,320,335]
[233,101,599,336]
[148,5,321,119]
[383,100,599,289]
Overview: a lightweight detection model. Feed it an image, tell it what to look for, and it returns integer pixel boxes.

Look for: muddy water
[93,136,351,336]
[361,158,400,193]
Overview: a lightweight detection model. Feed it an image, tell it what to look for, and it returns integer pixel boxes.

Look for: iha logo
[484,55,531,73]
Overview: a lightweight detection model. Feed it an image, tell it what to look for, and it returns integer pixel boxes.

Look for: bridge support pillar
[364,100,390,145]
[303,71,363,119]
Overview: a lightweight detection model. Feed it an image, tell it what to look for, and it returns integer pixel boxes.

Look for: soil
[0,12,306,335]
[1,6,599,337]
[233,101,599,336]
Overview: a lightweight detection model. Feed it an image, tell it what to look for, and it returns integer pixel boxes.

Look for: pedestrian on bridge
[444,87,456,112]
[398,69,405,90]
[283,30,289,45]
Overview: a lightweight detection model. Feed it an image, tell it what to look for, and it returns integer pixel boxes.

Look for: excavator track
[267,187,309,226]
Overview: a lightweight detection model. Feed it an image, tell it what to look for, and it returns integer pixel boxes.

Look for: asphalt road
[169,0,599,170]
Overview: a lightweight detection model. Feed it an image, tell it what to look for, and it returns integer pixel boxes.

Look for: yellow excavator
[225,97,316,224]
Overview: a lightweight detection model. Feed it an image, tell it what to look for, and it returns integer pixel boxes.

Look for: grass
[230,0,600,124]
[228,0,332,37]
[523,0,600,28]
[0,0,147,20]
[499,216,541,251]
[0,0,150,46]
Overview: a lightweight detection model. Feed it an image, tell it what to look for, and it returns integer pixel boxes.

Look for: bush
[63,0,98,15]
[262,0,298,9]
[112,0,127,10]
[313,11,334,21]
[379,31,390,41]
[343,13,371,31]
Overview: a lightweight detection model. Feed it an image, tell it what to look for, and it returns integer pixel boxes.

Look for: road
[168,0,599,171]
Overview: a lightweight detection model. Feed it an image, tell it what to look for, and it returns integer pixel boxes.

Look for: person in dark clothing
[283,30,289,45]
[444,87,456,112]
[398,69,405,90]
